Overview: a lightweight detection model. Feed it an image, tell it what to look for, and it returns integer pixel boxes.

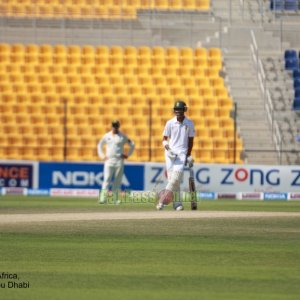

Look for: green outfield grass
[0,197,300,300]
[1,196,300,213]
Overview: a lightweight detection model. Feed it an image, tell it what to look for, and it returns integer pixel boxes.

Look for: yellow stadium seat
[194,57,208,68]
[122,7,136,19]
[127,85,142,96]
[39,44,53,56]
[138,76,152,86]
[156,86,170,96]
[153,76,167,86]
[142,85,156,96]
[214,140,228,151]
[198,139,213,150]
[200,107,215,119]
[151,57,165,68]
[209,48,222,59]
[165,57,180,68]
[166,76,180,87]
[124,46,137,57]
[149,66,163,77]
[182,0,196,10]
[180,47,193,58]
[138,46,151,57]
[0,43,10,54]
[154,0,169,9]
[152,47,165,57]
[138,56,151,67]
[121,66,135,76]
[110,46,123,57]
[203,97,217,108]
[194,47,207,58]
[206,118,219,129]
[37,74,51,84]
[166,47,179,58]
[1,54,10,67]
[200,87,214,97]
[216,107,231,118]
[219,118,234,129]
[196,149,213,163]
[25,44,39,56]
[206,68,220,78]
[170,86,185,98]
[23,74,36,84]
[95,46,109,57]
[195,0,210,10]
[11,43,25,54]
[113,85,127,96]
[218,97,233,110]
[37,5,53,18]
[214,87,229,97]
[181,57,194,68]
[95,75,110,85]
[10,53,25,64]
[123,56,138,67]
[212,149,228,164]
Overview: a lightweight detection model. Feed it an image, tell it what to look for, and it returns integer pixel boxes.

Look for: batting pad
[166,170,183,192]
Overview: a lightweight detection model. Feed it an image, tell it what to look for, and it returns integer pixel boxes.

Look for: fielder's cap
[112,120,120,127]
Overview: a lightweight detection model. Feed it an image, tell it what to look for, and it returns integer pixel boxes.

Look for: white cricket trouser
[99,161,124,204]
[165,152,185,208]
[102,161,124,192]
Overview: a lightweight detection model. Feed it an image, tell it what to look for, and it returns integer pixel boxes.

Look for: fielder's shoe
[98,190,107,204]
[156,202,164,210]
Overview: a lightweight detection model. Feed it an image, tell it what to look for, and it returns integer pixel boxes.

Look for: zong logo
[196,168,300,186]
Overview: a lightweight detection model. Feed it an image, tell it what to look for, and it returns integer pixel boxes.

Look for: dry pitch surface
[1,210,300,224]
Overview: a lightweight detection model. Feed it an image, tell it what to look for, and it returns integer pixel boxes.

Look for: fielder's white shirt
[97,131,134,164]
[163,116,195,155]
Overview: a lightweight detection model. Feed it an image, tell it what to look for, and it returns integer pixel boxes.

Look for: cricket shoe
[174,204,184,211]
[156,202,164,210]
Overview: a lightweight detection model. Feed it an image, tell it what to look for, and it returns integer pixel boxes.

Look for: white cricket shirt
[163,116,195,155]
[97,131,134,164]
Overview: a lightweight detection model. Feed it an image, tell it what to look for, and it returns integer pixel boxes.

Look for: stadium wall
[1,160,300,200]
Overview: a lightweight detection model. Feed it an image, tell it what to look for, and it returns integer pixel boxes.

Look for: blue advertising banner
[0,163,34,188]
[27,189,50,196]
[39,162,144,190]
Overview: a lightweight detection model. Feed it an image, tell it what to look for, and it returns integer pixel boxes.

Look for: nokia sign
[39,162,144,190]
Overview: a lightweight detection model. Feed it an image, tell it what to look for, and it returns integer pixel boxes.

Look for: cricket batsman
[157,100,195,210]
[97,120,135,204]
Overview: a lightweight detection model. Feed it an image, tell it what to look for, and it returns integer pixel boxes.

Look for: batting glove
[186,156,194,168]
[167,149,177,160]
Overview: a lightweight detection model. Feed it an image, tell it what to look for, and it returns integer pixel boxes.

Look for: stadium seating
[270,0,300,10]
[0,43,243,163]
[284,49,300,110]
[0,0,211,19]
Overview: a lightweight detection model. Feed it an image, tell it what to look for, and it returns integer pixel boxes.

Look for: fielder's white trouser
[165,151,185,209]
[99,161,124,203]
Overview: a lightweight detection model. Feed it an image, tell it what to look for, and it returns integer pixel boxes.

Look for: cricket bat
[189,166,197,210]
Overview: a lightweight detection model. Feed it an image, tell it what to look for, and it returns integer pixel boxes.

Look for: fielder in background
[97,120,135,204]
[157,100,195,211]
